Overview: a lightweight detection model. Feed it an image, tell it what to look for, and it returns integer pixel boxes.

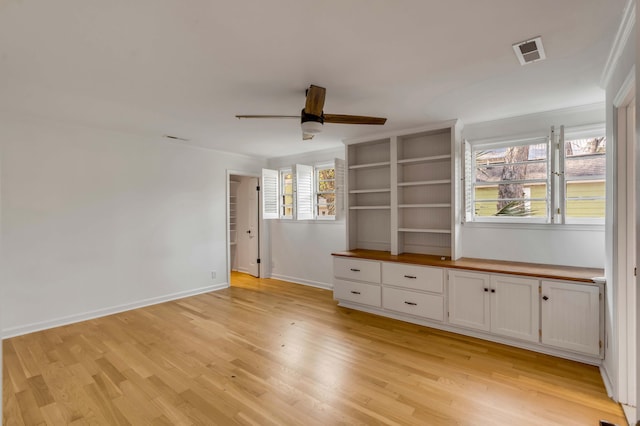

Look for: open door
[228,173,261,280]
[246,177,260,277]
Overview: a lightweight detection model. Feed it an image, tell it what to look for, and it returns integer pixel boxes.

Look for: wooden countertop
[331,249,604,283]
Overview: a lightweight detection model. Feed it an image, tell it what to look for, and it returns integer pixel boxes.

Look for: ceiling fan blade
[304,85,326,117]
[235,115,300,119]
[323,114,387,125]
[302,132,315,141]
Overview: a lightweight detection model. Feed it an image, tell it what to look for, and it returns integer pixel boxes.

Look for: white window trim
[466,124,606,226]
[262,159,342,222]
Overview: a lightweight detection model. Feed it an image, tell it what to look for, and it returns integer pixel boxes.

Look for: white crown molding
[601,0,636,88]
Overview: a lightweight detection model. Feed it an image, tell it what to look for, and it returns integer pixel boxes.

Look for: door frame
[226,170,264,284]
[612,69,636,417]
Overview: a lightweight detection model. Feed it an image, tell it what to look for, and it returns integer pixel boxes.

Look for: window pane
[565,180,605,218]
[473,141,549,221]
[564,137,606,180]
[318,179,335,191]
[280,170,293,218]
[316,194,335,216]
[474,184,547,217]
[564,135,605,220]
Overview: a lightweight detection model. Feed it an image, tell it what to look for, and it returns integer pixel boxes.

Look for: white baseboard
[600,365,615,399]
[622,404,637,425]
[270,274,332,290]
[2,283,229,339]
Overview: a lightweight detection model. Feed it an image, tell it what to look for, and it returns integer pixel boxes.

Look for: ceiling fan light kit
[236,84,387,140]
[301,120,323,134]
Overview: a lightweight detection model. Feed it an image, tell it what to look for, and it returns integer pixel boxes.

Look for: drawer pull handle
[542,295,549,301]
[350,268,361,272]
[404,301,417,306]
[404,275,417,279]
[351,291,361,295]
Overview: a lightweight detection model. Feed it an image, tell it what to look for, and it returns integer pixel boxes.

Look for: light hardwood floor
[3,272,626,425]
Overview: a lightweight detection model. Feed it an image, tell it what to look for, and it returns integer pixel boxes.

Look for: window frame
[465,124,606,226]
[262,159,341,222]
[279,168,293,219]
[468,136,551,224]
[314,162,337,221]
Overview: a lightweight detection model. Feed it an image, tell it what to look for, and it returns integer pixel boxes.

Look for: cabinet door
[540,280,600,356]
[490,275,539,342]
[447,270,491,332]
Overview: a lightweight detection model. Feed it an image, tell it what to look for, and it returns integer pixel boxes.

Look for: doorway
[228,172,261,285]
[614,78,637,422]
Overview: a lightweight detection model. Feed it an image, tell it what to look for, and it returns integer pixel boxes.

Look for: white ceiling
[0,0,627,158]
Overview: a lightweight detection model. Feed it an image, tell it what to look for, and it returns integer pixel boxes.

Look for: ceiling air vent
[512,36,546,65]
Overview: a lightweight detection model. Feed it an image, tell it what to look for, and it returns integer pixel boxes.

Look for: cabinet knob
[491,289,496,293]
[542,295,549,301]
[484,288,489,292]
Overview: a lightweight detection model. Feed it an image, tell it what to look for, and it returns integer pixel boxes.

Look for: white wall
[462,104,606,268]
[266,147,346,289]
[0,113,264,336]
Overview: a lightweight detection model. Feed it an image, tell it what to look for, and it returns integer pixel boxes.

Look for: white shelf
[397,154,451,165]
[399,228,452,234]
[398,203,451,208]
[349,188,391,194]
[348,161,391,170]
[349,206,392,210]
[397,179,451,187]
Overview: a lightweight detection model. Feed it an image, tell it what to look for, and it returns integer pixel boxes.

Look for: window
[466,125,605,224]
[262,159,343,221]
[280,169,293,219]
[315,164,336,219]
[562,131,606,224]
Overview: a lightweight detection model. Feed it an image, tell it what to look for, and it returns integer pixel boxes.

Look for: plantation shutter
[295,164,314,220]
[335,158,345,220]
[262,168,279,219]
[463,140,473,222]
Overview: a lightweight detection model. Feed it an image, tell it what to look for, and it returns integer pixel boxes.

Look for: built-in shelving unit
[347,138,392,252]
[229,179,239,269]
[344,120,461,259]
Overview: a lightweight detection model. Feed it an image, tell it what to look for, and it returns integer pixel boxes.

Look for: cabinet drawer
[334,279,381,307]
[382,262,443,293]
[334,257,381,283]
[383,287,444,321]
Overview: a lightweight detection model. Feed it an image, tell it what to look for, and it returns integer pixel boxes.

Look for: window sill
[272,218,344,225]
[463,221,604,232]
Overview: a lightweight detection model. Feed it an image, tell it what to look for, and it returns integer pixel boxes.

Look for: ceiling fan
[235,85,387,140]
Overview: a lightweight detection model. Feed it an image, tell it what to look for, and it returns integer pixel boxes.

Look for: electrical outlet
[211,271,216,279]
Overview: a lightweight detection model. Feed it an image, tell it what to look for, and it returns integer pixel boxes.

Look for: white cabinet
[333,255,604,361]
[344,121,462,259]
[540,280,601,356]
[448,271,539,342]
[447,270,491,331]
[381,262,445,322]
[382,287,444,321]
[490,275,540,342]
[333,257,382,308]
